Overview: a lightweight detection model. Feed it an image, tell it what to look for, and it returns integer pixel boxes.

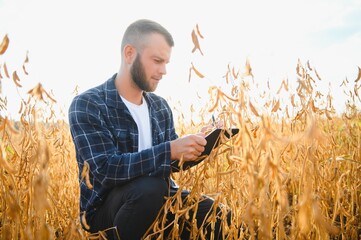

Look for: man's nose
[159,64,167,75]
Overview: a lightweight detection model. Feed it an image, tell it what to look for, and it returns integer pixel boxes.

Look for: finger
[183,152,199,161]
[193,144,205,154]
[200,124,213,133]
[216,120,224,128]
[192,151,202,159]
[194,134,207,146]
[196,132,205,137]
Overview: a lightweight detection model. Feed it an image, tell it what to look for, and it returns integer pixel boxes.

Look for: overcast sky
[1,0,360,122]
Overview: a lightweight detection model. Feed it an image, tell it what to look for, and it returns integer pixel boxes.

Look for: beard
[130,53,156,92]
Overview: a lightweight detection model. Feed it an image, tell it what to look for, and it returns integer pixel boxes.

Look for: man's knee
[129,176,168,204]
[111,177,168,239]
[117,176,168,220]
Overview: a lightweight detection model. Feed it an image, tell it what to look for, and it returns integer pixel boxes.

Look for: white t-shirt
[120,96,152,151]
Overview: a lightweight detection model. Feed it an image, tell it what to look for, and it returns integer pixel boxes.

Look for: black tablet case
[201,128,239,156]
[171,128,239,172]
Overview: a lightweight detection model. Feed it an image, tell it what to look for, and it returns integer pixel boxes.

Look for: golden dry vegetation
[0,28,360,240]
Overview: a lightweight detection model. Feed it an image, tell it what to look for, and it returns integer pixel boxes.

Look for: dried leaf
[27,83,57,103]
[12,71,22,87]
[72,85,80,96]
[354,84,360,100]
[251,125,259,138]
[81,211,90,230]
[196,24,204,39]
[0,34,9,55]
[296,59,302,77]
[244,59,253,78]
[0,143,16,174]
[208,89,220,112]
[249,101,260,117]
[196,92,202,99]
[340,79,347,87]
[188,67,192,82]
[23,51,29,75]
[309,76,315,84]
[231,85,238,96]
[208,98,219,112]
[276,80,284,94]
[224,71,229,84]
[191,29,203,55]
[284,78,289,91]
[325,109,332,120]
[80,161,93,189]
[22,65,28,75]
[3,63,10,78]
[191,62,204,78]
[264,101,271,108]
[314,68,321,80]
[232,67,239,79]
[223,64,231,84]
[24,51,29,63]
[306,60,313,71]
[315,91,323,99]
[310,99,318,113]
[355,66,361,82]
[298,199,312,234]
[43,88,57,103]
[18,100,23,114]
[293,109,304,121]
[271,99,280,112]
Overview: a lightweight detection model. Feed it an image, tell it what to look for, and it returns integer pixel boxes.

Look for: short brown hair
[121,19,174,53]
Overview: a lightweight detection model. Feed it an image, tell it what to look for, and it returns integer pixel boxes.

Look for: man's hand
[200,120,224,135]
[170,133,207,161]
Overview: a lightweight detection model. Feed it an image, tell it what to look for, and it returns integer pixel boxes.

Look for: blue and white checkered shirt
[68,74,179,223]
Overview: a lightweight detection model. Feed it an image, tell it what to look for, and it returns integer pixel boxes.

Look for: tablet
[201,128,239,156]
[171,128,239,172]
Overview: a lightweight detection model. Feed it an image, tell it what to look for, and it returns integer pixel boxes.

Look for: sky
[0,0,360,123]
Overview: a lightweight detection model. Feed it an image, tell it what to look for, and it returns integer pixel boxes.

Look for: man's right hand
[170,133,207,161]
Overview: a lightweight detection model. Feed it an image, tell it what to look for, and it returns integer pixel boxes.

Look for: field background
[1,21,361,239]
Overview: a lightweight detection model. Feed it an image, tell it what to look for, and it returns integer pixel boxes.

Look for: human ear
[123,44,136,64]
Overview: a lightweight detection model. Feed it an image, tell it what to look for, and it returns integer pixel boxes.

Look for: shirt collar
[104,73,154,110]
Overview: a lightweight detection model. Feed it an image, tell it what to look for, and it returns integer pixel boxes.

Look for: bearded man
[68,19,231,240]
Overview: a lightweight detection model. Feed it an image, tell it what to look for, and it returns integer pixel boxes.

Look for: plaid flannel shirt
[68,74,179,224]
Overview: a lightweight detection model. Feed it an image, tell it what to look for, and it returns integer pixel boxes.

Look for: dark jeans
[89,176,231,240]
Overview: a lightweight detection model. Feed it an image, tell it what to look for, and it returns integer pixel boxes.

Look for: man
[69,19,230,239]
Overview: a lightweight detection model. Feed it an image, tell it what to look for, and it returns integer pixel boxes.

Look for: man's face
[130,33,172,92]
